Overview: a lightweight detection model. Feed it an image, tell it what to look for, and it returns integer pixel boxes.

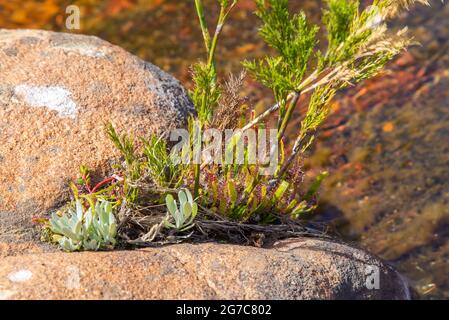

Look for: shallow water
[1,0,448,299]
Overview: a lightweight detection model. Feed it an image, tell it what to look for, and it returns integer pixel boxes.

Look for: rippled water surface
[1,0,448,299]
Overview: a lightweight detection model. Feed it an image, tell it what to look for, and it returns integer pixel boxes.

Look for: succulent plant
[163,189,198,232]
[50,200,117,251]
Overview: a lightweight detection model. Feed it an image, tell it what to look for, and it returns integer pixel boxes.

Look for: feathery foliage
[244,0,318,103]
[244,0,426,175]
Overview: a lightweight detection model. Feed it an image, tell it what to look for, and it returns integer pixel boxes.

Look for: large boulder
[0,238,410,300]
[0,29,194,241]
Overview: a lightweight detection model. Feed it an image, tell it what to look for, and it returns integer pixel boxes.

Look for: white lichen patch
[14,85,77,118]
[7,269,33,283]
[56,42,109,58]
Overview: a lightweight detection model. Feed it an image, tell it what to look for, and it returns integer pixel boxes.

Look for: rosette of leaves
[163,189,198,232]
[50,200,117,251]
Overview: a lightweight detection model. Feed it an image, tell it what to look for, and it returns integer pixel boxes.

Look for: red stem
[90,177,117,194]
[83,174,92,193]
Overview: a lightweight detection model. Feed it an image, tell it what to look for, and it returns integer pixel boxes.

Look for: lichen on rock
[0,29,194,241]
[13,85,77,118]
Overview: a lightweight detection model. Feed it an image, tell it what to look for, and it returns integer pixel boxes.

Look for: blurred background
[1,0,448,299]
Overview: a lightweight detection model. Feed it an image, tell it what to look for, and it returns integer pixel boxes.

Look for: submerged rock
[0,29,194,241]
[0,238,410,300]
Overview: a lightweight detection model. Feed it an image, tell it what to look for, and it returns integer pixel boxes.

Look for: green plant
[105,122,187,204]
[244,0,318,139]
[242,0,426,177]
[191,0,239,124]
[39,0,429,248]
[70,165,121,206]
[49,200,117,251]
[163,189,198,232]
[190,0,240,198]
[143,135,185,189]
[177,0,427,223]
[106,123,140,203]
[111,0,426,225]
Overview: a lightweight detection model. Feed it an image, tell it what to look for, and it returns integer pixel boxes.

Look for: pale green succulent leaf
[75,200,84,221]
[183,202,192,221]
[178,190,188,206]
[185,189,194,204]
[165,194,177,215]
[191,202,198,219]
